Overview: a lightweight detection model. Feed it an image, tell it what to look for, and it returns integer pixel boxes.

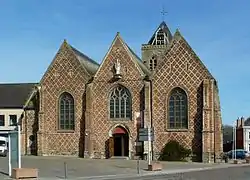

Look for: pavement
[0,156,249,179]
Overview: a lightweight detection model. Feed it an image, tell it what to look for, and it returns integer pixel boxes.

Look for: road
[80,165,250,180]
[0,156,250,179]
[142,165,250,180]
[176,166,250,180]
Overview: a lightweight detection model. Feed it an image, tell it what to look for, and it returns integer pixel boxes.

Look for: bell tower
[141,21,172,71]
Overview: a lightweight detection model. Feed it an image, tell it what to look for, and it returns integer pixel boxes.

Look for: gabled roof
[153,29,214,80]
[70,46,99,76]
[244,118,250,126]
[148,21,173,45]
[0,83,37,109]
[173,30,214,79]
[95,32,150,78]
[70,39,150,77]
[125,44,151,76]
[40,40,100,84]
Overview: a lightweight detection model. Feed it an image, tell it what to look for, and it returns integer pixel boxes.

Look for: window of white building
[9,115,17,126]
[0,115,4,126]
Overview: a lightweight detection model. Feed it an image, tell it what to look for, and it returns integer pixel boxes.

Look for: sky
[0,0,249,125]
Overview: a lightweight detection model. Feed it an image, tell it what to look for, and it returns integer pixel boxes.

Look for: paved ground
[116,165,250,180]
[173,165,250,180]
[0,156,249,179]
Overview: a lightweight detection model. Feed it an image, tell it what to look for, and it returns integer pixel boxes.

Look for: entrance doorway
[109,126,129,157]
[114,134,129,156]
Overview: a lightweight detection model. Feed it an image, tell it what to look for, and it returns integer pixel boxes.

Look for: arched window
[149,55,157,71]
[109,85,131,120]
[168,88,188,129]
[59,92,75,130]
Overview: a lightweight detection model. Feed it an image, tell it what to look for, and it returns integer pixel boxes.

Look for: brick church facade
[21,21,223,163]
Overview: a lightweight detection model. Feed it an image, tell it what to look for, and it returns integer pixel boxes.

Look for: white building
[0,83,36,137]
[236,117,250,152]
[243,126,250,151]
[242,118,250,151]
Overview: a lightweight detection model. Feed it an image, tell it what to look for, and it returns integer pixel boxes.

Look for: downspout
[150,78,153,159]
[213,79,216,163]
[24,110,27,155]
[145,75,154,160]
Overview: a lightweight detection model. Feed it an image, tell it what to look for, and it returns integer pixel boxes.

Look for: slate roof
[125,44,151,76]
[244,118,250,126]
[148,21,173,45]
[0,83,37,108]
[70,46,100,75]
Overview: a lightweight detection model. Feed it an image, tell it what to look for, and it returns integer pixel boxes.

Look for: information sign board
[139,128,154,141]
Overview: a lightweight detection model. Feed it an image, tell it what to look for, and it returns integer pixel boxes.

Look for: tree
[222,124,233,144]
[159,140,191,161]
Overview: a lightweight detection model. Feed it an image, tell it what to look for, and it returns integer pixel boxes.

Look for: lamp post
[147,126,152,166]
[18,122,21,168]
[233,119,237,160]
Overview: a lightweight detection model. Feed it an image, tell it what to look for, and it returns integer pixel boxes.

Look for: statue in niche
[114,59,121,75]
[113,58,122,79]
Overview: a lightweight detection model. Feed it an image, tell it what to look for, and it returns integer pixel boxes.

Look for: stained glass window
[168,88,188,129]
[110,86,131,120]
[59,92,75,130]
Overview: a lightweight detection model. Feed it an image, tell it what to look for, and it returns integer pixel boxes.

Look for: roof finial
[161,5,167,21]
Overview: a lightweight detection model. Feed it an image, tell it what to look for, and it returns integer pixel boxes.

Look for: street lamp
[232,119,237,160]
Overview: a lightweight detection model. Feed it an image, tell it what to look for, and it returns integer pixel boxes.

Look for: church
[20,21,223,163]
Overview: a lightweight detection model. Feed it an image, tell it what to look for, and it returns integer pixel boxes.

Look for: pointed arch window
[109,86,131,120]
[149,55,158,71]
[59,92,75,130]
[168,88,188,129]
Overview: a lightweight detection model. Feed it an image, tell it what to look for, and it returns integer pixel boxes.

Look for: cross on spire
[161,6,167,21]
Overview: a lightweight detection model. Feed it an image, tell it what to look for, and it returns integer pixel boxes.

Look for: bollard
[64,162,68,179]
[137,159,140,174]
[225,156,228,163]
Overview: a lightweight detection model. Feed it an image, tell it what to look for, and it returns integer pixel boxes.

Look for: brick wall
[22,29,223,163]
[37,41,91,156]
[151,31,221,162]
[86,34,145,158]
[236,127,243,149]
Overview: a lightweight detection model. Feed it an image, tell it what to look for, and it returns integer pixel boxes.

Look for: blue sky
[0,0,249,125]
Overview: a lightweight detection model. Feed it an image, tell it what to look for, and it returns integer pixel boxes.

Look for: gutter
[23,85,41,109]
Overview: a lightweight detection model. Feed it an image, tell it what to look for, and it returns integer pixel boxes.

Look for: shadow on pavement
[0,170,8,176]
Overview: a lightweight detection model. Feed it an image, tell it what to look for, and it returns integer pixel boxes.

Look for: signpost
[139,128,154,141]
[139,127,154,165]
[139,126,162,171]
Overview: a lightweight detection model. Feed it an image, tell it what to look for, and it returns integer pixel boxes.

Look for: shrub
[158,140,191,161]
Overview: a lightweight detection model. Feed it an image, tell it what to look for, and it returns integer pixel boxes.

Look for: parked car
[227,149,250,159]
[0,136,8,157]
